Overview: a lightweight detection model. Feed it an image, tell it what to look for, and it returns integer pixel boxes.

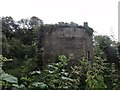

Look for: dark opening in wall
[88,50,90,60]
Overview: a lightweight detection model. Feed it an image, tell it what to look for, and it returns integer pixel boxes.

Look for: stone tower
[39,22,94,66]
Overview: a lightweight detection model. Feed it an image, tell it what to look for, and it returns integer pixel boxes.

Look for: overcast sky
[0,0,119,40]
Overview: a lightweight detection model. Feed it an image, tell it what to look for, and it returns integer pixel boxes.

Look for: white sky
[0,0,119,40]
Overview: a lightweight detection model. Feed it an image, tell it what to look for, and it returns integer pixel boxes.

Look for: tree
[2,16,18,40]
[30,16,43,28]
[94,35,118,66]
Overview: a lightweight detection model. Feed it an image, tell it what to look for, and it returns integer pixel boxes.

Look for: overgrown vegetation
[0,16,120,90]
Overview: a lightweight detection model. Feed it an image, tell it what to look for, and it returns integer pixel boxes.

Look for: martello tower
[39,22,94,67]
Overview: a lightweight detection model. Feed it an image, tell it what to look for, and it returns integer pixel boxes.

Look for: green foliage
[31,82,48,89]
[41,55,76,89]
[94,35,120,89]
[85,57,107,89]
[0,55,12,62]
[0,55,27,90]
[94,35,113,49]
[94,35,118,65]
[109,63,120,89]
[1,73,18,84]
[1,53,120,90]
[71,56,107,89]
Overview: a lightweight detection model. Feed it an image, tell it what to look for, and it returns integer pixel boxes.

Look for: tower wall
[41,24,93,66]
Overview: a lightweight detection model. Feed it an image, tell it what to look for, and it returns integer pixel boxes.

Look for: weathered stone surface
[40,22,93,66]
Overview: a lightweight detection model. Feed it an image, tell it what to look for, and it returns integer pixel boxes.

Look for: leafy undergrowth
[1,55,120,90]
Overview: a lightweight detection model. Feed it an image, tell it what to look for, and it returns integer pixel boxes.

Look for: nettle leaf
[12,84,27,90]
[0,55,13,62]
[61,72,69,76]
[96,75,104,82]
[31,82,48,88]
[47,64,58,71]
[61,76,73,81]
[1,73,18,84]
[58,55,67,62]
[48,70,54,74]
[12,84,25,88]
[29,70,41,75]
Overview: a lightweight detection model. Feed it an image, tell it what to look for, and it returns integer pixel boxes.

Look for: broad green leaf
[1,73,18,84]
[31,82,48,89]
